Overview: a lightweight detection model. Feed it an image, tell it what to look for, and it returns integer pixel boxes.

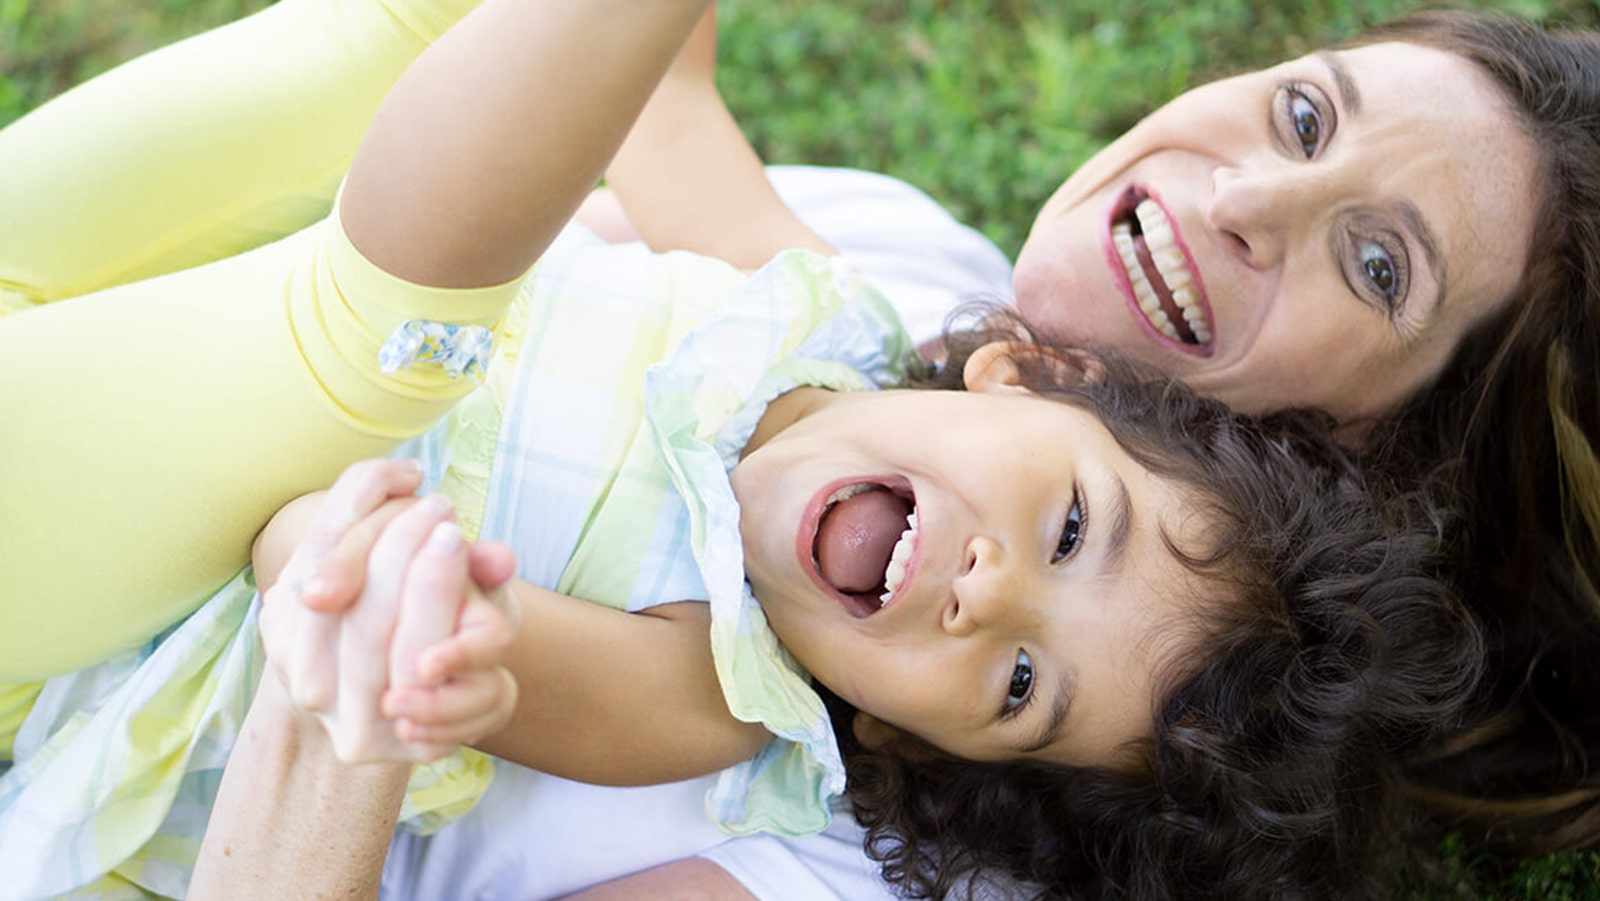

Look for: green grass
[9,0,1600,896]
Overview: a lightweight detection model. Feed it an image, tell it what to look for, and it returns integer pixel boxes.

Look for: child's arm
[469,588,769,786]
[596,5,836,270]
[340,0,714,288]
[259,465,766,784]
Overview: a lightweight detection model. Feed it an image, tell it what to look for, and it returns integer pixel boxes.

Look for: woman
[202,8,1600,899]
[5,1,1597,897]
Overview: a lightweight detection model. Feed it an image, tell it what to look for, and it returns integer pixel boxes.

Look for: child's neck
[742,387,832,460]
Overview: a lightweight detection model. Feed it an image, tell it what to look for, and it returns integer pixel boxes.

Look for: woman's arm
[596,5,835,269]
[188,670,412,901]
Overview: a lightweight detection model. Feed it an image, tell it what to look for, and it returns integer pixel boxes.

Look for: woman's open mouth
[1108,189,1214,353]
[806,481,919,618]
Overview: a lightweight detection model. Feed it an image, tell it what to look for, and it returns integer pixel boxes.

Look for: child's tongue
[815,488,908,595]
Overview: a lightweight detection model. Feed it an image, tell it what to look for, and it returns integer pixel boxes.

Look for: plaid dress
[0,223,911,899]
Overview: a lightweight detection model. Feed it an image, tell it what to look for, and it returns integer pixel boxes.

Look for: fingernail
[401,458,423,476]
[418,494,454,517]
[426,521,462,556]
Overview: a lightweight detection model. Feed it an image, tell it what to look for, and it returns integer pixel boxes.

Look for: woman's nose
[1206,163,1314,270]
[945,535,1018,637]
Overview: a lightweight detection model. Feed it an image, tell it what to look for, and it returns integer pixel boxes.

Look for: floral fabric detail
[379,319,494,381]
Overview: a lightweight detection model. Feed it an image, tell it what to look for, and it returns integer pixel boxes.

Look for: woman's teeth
[1111,198,1212,346]
[880,509,919,605]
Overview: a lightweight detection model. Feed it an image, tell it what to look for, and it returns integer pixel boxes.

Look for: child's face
[733,378,1214,769]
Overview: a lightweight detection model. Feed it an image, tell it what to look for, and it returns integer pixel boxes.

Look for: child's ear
[961,341,1105,394]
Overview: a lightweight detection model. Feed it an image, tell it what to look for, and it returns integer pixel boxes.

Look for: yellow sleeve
[0,0,483,311]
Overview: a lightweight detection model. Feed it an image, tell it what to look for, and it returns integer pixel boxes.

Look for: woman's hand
[256,458,519,762]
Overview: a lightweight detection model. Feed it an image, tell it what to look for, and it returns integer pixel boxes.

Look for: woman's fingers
[326,494,456,760]
[297,459,425,613]
[389,519,470,688]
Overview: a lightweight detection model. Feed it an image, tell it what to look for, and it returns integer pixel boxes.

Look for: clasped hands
[257,459,520,763]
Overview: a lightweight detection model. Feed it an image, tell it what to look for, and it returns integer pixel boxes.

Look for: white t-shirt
[380,165,1017,901]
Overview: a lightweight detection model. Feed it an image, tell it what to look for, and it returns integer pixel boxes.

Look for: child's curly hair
[830,307,1486,899]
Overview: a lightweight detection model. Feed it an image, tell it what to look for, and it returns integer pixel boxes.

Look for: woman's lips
[1102,187,1216,357]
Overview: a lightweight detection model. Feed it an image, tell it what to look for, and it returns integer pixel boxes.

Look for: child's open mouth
[810,481,919,618]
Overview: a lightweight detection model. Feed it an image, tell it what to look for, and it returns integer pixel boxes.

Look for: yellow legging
[0,0,511,688]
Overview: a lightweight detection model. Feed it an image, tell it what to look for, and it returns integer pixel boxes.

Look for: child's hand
[381,551,520,753]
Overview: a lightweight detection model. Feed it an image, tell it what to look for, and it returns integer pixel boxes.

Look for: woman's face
[1013,41,1540,422]
[733,373,1211,768]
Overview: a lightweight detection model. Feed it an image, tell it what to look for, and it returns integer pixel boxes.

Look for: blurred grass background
[7,0,1600,895]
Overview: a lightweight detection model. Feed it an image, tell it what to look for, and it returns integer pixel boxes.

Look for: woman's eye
[1283,87,1324,159]
[1356,238,1407,309]
[1052,492,1084,564]
[1006,650,1035,711]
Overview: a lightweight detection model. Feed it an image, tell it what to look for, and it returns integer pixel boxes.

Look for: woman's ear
[961,341,1105,394]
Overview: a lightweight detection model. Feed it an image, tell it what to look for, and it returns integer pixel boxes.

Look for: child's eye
[1052,490,1085,564]
[1006,650,1035,711]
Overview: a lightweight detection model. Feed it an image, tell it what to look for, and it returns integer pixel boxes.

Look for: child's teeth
[880,509,919,605]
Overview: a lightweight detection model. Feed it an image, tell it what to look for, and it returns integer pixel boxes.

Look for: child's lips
[799,477,916,619]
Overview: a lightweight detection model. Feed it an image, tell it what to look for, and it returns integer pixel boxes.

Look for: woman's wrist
[190,670,412,900]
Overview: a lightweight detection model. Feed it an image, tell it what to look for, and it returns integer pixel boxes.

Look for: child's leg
[0,0,481,311]
[0,0,711,684]
[0,213,517,682]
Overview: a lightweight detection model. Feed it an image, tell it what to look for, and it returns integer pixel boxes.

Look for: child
[0,5,1481,901]
[244,304,1484,901]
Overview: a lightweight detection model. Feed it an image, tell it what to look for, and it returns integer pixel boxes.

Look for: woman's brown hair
[1357,10,1600,855]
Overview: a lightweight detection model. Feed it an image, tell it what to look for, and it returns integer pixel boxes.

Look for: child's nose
[945,535,1019,637]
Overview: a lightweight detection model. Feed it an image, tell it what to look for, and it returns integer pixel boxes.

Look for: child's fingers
[390,668,518,746]
[389,520,469,688]
[468,539,518,591]
[412,592,519,683]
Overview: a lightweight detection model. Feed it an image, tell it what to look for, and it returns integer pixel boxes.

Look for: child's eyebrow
[1016,473,1130,756]
[1100,472,1135,577]
[1018,670,1075,755]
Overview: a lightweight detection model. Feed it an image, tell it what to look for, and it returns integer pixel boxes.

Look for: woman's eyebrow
[1398,198,1449,302]
[1316,51,1361,116]
[1318,51,1448,305]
